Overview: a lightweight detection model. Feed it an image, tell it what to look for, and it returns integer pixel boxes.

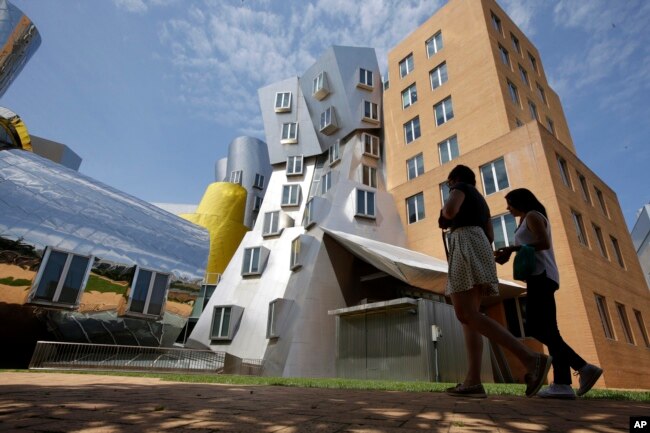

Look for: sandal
[524,354,553,397]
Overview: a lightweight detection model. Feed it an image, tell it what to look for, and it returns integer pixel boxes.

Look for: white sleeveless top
[514,211,560,285]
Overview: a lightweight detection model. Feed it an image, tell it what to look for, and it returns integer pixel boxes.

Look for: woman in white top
[495,188,603,399]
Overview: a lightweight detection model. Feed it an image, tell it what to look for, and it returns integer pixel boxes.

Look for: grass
[0,277,32,286]
[85,274,128,295]
[11,370,649,402]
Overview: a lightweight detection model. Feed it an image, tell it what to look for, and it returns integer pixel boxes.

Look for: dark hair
[505,188,547,217]
[447,165,476,186]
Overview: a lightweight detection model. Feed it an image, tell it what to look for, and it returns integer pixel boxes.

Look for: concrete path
[0,372,645,432]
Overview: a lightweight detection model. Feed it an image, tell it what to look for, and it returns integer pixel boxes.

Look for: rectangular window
[616,303,635,344]
[438,135,459,164]
[320,106,338,134]
[634,310,650,348]
[363,133,380,158]
[363,100,379,123]
[595,294,614,339]
[328,141,340,165]
[491,11,503,34]
[434,97,454,126]
[313,71,329,99]
[401,83,418,109]
[498,44,510,68]
[557,155,572,188]
[610,236,625,268]
[578,173,591,204]
[262,211,280,236]
[128,268,170,317]
[362,165,377,188]
[281,184,301,206]
[211,306,232,339]
[528,99,538,120]
[267,301,278,338]
[358,68,373,89]
[407,153,424,180]
[426,31,443,57]
[571,210,588,246]
[511,33,521,54]
[356,189,375,218]
[536,83,548,105]
[546,117,555,135]
[31,248,92,307]
[253,173,264,189]
[321,171,332,194]
[406,192,425,224]
[290,236,302,270]
[399,53,414,78]
[528,51,538,73]
[281,122,298,144]
[229,170,242,185]
[253,195,263,211]
[242,247,262,275]
[507,80,520,106]
[404,117,421,144]
[518,64,529,87]
[286,155,304,176]
[592,224,608,258]
[303,198,315,227]
[274,92,292,112]
[480,158,509,195]
[595,187,609,217]
[440,182,450,205]
[492,213,517,250]
[429,62,448,90]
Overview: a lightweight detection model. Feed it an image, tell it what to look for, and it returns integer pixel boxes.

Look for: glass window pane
[492,218,506,250]
[504,214,517,245]
[130,269,152,314]
[58,255,90,304]
[220,307,231,337]
[34,250,68,301]
[439,142,450,163]
[367,192,375,216]
[147,273,168,316]
[481,165,496,195]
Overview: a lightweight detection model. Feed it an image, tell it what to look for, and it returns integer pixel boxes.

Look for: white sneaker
[537,383,576,400]
[576,364,603,396]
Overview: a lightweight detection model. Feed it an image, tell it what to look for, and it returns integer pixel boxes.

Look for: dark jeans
[525,272,587,385]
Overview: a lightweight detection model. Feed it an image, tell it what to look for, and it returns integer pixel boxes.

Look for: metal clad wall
[336,314,366,378]
[384,307,426,381]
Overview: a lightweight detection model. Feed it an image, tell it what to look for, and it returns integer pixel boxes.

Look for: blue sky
[2,0,649,228]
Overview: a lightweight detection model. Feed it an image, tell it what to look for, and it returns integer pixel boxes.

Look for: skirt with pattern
[445,226,499,296]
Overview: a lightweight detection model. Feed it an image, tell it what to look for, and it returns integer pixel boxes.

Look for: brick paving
[0,372,646,432]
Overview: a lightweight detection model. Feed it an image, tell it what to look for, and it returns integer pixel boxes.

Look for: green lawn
[0,277,31,286]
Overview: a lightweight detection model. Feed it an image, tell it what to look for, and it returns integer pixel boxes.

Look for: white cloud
[498,0,544,36]
[114,0,148,13]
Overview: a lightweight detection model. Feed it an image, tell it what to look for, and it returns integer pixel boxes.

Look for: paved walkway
[0,372,645,432]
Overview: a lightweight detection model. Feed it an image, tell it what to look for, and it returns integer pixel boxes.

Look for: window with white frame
[286,155,303,176]
[262,211,281,236]
[546,117,555,135]
[528,51,538,73]
[31,248,92,307]
[128,267,170,317]
[313,71,329,99]
[406,192,425,224]
[362,165,377,188]
[616,303,635,344]
[253,173,264,189]
[358,68,373,89]
[401,84,418,109]
[429,62,448,90]
[303,198,315,227]
[253,195,263,212]
[578,173,591,204]
[241,246,266,276]
[290,236,302,270]
[634,310,650,348]
[434,97,454,126]
[355,189,375,218]
[498,44,510,68]
[610,235,625,268]
[399,53,414,78]
[281,122,298,144]
[321,171,332,194]
[595,294,615,339]
[211,306,232,339]
[507,80,520,106]
[426,31,443,57]
[595,187,609,217]
[281,184,301,206]
[518,64,529,87]
[274,92,292,112]
[511,33,521,54]
[267,300,280,338]
[438,135,459,164]
[328,141,340,165]
[557,155,572,188]
[363,100,379,123]
[536,83,547,105]
[592,223,608,258]
[571,210,588,246]
[480,158,509,195]
[440,181,450,205]
[404,116,421,144]
[491,11,503,34]
[492,213,517,250]
[407,153,424,180]
[229,170,243,185]
[528,99,538,121]
[363,133,380,158]
[320,106,338,134]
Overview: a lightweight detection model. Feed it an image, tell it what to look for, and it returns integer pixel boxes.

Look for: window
[313,71,329,100]
[491,11,502,34]
[363,133,380,158]
[610,236,625,268]
[253,195,263,212]
[274,92,291,112]
[363,100,379,123]
[290,236,302,270]
[616,303,635,344]
[321,171,332,194]
[429,62,448,90]
[507,80,520,106]
[229,170,242,185]
[286,155,304,176]
[595,187,609,217]
[404,117,421,144]
[407,153,424,180]
[528,51,538,73]
[358,68,373,89]
[511,33,521,54]
[518,64,529,87]
[557,155,572,188]
[492,213,517,250]
[406,192,425,224]
[31,248,92,307]
[480,158,509,195]
[320,106,338,134]
[595,295,614,339]
[440,182,450,205]
[211,306,232,339]
[434,97,454,126]
[546,117,555,135]
[241,246,268,276]
[356,189,375,218]
[426,31,443,57]
[592,224,608,258]
[128,267,170,317]
[536,83,548,105]
[267,301,278,338]
[634,310,650,348]
[303,198,315,227]
[498,44,510,68]
[438,135,459,164]
[399,53,414,78]
[281,122,298,144]
[281,184,301,206]
[401,84,418,108]
[528,99,538,121]
[571,210,588,246]
[262,211,281,236]
[362,165,377,188]
[328,141,340,165]
[578,173,591,204]
[253,173,264,189]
